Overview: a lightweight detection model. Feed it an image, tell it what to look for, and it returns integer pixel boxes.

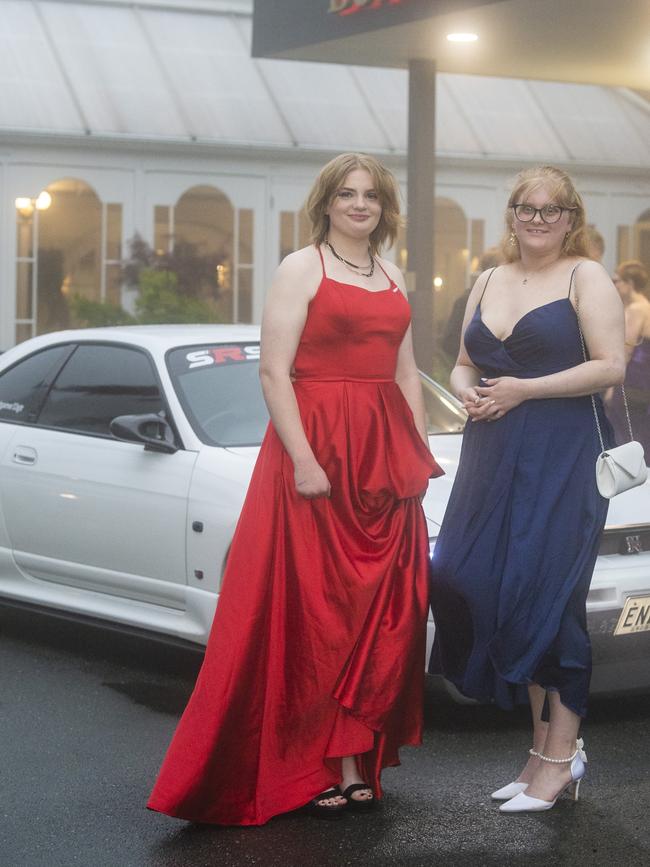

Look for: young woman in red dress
[147,153,442,825]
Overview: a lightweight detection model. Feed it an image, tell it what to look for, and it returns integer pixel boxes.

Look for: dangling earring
[509,231,518,246]
[563,231,570,250]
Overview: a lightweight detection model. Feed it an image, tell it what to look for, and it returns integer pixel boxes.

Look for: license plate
[614,595,650,636]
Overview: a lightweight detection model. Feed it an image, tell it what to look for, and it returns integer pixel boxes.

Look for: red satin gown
[147,250,443,825]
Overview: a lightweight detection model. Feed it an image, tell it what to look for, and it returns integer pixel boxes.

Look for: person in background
[607,260,650,456]
[441,248,503,360]
[429,165,624,813]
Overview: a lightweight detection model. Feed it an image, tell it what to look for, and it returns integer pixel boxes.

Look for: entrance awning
[253,1,650,90]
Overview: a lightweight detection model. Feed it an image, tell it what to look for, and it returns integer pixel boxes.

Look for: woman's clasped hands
[462,377,530,422]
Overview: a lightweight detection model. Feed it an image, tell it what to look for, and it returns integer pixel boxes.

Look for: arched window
[15,178,122,343]
[154,185,254,323]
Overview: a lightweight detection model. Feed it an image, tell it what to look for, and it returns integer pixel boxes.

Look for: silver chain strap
[572,267,633,454]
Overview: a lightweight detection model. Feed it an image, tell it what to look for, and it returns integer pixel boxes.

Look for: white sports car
[0,326,648,693]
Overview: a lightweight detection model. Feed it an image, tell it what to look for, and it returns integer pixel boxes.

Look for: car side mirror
[110,413,178,454]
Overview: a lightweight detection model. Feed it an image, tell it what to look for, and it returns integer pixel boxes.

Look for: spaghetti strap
[375,258,394,288]
[478,267,497,308]
[568,263,581,298]
[316,244,326,278]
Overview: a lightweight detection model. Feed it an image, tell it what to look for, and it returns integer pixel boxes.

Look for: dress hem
[438,671,588,721]
[145,738,420,827]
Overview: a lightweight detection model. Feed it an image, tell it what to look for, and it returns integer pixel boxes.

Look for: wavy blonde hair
[306,153,402,256]
[500,166,591,263]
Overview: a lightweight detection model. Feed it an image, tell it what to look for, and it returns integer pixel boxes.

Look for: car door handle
[12,446,38,465]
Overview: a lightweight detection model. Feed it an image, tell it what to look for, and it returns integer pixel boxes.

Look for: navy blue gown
[429,268,612,718]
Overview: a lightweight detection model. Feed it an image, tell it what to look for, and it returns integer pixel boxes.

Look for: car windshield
[167,343,466,447]
[167,343,268,447]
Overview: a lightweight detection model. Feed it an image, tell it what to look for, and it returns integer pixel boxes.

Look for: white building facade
[1,0,649,350]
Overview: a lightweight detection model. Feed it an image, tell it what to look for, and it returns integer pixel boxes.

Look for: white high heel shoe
[490,748,538,801]
[499,740,587,813]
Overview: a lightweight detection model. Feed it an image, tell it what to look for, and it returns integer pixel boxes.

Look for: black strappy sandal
[341,782,376,812]
[302,787,347,820]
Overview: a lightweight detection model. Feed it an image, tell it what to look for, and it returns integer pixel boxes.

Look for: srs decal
[185,345,260,369]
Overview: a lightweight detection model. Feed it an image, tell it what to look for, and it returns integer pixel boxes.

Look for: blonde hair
[306,153,402,256]
[616,259,649,297]
[499,166,591,263]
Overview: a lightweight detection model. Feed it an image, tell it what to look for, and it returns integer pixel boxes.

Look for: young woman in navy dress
[429,166,625,812]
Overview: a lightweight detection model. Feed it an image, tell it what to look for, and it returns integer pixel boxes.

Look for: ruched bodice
[464,297,584,378]
[429,272,612,719]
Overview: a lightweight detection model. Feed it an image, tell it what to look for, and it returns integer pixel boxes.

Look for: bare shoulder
[469,264,502,303]
[377,256,407,293]
[572,257,617,298]
[573,257,609,279]
[571,258,622,327]
[277,245,321,279]
[271,245,322,300]
[627,297,647,314]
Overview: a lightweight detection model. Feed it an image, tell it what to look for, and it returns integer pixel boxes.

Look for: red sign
[252,0,432,61]
[328,1,408,15]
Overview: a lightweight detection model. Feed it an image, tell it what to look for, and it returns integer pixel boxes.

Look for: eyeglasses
[511,204,576,224]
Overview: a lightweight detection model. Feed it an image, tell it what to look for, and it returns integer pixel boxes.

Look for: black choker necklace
[327,241,375,278]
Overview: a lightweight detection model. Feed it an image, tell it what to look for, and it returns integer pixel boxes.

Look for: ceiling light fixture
[446,33,478,43]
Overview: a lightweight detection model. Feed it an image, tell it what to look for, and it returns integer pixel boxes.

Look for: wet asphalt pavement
[2,602,649,867]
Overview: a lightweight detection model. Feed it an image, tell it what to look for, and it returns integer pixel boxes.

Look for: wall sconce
[433,276,444,291]
[15,190,53,217]
[15,197,34,217]
[36,190,52,210]
[216,262,231,289]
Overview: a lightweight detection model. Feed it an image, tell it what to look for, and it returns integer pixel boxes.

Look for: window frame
[0,344,76,427]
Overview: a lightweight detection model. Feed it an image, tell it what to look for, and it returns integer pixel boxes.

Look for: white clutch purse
[595,440,648,499]
[575,275,648,499]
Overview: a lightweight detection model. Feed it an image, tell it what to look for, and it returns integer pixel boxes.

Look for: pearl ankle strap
[533,738,587,765]
[536,748,579,764]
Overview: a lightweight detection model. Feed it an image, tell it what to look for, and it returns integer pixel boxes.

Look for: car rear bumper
[589,608,650,693]
[587,549,650,691]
